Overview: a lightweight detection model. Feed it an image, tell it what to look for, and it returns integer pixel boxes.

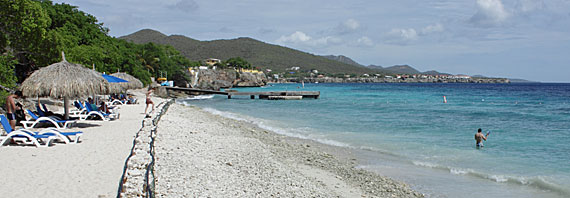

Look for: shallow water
[180,83,570,198]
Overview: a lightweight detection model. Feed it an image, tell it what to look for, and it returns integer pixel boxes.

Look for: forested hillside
[121,29,377,75]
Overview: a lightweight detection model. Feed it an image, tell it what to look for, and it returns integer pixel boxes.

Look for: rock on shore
[188,69,267,90]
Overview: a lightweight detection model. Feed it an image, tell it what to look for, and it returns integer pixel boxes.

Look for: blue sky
[54,0,570,82]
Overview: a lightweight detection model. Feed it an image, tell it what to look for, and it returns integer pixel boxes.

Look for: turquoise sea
[180,83,570,198]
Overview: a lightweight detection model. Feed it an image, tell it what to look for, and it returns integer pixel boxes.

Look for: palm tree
[137,49,158,75]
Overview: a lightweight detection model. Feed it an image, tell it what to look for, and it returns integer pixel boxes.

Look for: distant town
[269,66,510,84]
[187,60,510,86]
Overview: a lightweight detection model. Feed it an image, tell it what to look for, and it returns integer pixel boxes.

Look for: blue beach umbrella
[102,74,128,83]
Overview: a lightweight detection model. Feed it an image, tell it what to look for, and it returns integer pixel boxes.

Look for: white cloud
[315,36,343,45]
[276,31,311,43]
[276,31,342,47]
[384,28,418,45]
[420,23,444,35]
[470,0,510,27]
[515,0,546,13]
[334,19,361,35]
[383,23,446,45]
[343,19,360,30]
[356,36,374,47]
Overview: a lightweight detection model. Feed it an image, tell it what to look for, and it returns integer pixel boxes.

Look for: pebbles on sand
[153,104,423,197]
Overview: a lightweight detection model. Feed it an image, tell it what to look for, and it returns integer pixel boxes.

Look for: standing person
[5,91,23,129]
[144,87,154,117]
[474,128,489,148]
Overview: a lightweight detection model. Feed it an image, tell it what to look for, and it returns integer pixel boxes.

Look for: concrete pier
[162,87,320,100]
[228,91,320,99]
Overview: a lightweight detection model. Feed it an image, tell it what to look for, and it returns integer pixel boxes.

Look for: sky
[53,0,570,82]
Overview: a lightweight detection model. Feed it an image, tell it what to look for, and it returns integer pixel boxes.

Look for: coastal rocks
[235,72,268,87]
[192,69,235,90]
[153,87,169,98]
[189,69,267,90]
[118,99,174,198]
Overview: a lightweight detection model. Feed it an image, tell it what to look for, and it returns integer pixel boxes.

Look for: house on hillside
[205,58,221,66]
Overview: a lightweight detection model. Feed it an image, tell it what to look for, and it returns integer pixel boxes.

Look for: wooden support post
[228,95,232,99]
[250,95,255,99]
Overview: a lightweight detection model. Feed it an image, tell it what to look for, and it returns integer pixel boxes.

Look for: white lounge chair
[1,115,82,146]
[106,99,124,106]
[1,115,55,147]
[21,110,76,129]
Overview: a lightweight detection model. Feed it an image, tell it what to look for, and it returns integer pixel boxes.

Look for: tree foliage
[225,57,252,69]
[0,0,195,87]
[0,53,17,107]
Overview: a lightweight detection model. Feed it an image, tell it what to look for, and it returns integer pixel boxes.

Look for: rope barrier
[116,99,174,198]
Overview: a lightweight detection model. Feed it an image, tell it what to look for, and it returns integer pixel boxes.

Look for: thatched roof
[21,60,110,98]
[111,72,144,90]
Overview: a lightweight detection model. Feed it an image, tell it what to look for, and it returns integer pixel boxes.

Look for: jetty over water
[227,91,320,99]
[164,87,320,100]
[165,87,228,95]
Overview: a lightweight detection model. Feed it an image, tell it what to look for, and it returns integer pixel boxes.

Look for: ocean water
[179,83,570,198]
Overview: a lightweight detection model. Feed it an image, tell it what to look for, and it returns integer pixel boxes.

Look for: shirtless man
[5,91,23,129]
[474,128,489,148]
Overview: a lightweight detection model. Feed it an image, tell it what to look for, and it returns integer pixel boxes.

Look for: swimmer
[474,128,489,148]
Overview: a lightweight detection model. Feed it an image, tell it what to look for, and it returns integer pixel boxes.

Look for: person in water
[474,128,489,148]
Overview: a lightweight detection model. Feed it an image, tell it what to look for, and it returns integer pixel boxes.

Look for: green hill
[322,55,363,67]
[120,29,377,75]
[381,65,421,74]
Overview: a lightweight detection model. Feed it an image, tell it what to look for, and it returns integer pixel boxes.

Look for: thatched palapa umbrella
[21,52,109,119]
[111,72,143,90]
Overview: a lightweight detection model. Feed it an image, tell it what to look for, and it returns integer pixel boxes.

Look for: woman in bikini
[144,87,154,116]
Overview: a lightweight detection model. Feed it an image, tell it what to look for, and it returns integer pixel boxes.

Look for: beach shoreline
[153,102,423,197]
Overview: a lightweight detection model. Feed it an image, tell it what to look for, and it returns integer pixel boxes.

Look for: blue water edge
[179,83,570,198]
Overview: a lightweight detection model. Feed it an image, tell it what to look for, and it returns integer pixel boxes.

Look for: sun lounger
[1,115,82,145]
[36,105,47,117]
[69,101,89,115]
[106,99,125,106]
[68,101,106,121]
[68,101,87,116]
[41,103,49,113]
[21,110,76,129]
[0,115,56,147]
[84,102,118,120]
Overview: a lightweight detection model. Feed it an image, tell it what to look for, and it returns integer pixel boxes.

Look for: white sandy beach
[0,91,162,198]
